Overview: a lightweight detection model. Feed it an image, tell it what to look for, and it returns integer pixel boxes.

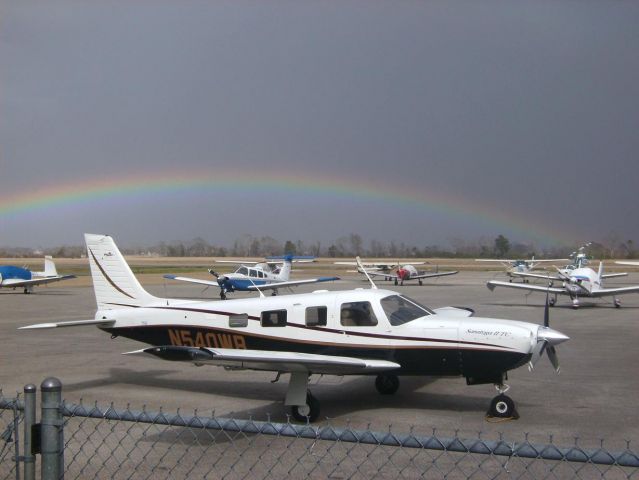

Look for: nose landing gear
[487,383,519,419]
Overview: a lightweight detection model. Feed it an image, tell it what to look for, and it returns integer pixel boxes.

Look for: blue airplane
[164,255,339,299]
[0,256,76,294]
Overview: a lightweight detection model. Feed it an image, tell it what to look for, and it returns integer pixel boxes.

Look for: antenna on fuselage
[356,256,378,290]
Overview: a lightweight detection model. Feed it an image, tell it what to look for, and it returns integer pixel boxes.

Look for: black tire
[418,280,423,286]
[375,374,400,395]
[220,291,226,300]
[488,394,515,418]
[291,392,320,423]
[394,279,398,286]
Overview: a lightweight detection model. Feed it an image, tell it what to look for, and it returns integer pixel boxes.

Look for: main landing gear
[614,297,621,308]
[375,373,400,395]
[219,290,227,300]
[286,372,320,423]
[418,279,423,286]
[290,391,320,423]
[487,383,518,419]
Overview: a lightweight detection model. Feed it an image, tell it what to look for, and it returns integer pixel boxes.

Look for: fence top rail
[57,400,639,468]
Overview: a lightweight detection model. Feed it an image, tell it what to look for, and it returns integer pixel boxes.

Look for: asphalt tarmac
[2,271,638,447]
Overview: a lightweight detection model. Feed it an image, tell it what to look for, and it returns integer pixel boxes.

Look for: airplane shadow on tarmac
[0,290,74,296]
[62,368,487,425]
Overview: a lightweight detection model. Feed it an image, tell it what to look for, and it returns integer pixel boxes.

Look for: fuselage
[558,267,600,296]
[99,288,540,383]
[0,266,32,284]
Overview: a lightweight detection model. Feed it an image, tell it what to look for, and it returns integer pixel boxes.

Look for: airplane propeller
[529,283,569,373]
[208,269,220,278]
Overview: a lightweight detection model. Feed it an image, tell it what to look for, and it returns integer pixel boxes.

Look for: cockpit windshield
[236,266,249,275]
[380,295,434,326]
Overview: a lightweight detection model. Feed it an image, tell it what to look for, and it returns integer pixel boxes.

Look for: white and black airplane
[487,260,638,308]
[22,234,569,421]
[335,260,458,286]
[0,256,75,294]
[164,256,338,299]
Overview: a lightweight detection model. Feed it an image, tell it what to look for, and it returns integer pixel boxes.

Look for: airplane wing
[124,346,400,375]
[1,275,76,288]
[474,259,516,262]
[588,286,639,297]
[411,270,458,280]
[616,261,639,266]
[163,275,221,288]
[601,273,628,279]
[530,259,569,263]
[244,277,340,291]
[487,280,566,294]
[510,272,563,281]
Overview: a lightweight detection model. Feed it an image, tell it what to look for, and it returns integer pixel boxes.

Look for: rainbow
[1,169,576,245]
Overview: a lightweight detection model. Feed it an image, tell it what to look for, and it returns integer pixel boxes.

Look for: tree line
[1,234,636,260]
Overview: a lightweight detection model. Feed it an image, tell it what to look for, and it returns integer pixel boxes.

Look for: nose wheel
[487,383,518,419]
[219,290,227,300]
[488,394,517,418]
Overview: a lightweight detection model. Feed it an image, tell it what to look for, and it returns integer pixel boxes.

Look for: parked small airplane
[487,261,637,308]
[164,256,338,299]
[335,260,458,285]
[475,257,568,282]
[21,234,569,422]
[0,256,75,294]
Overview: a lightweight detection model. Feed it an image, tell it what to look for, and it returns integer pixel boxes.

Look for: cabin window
[229,313,248,328]
[380,295,431,326]
[305,306,327,326]
[340,301,377,327]
[261,309,287,327]
[258,271,264,278]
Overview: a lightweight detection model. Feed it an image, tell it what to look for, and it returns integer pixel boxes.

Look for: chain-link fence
[0,395,23,480]
[1,379,639,479]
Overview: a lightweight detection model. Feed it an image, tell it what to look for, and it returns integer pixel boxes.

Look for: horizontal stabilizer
[20,318,115,330]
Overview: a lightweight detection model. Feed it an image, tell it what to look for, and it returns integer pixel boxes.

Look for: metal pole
[40,378,62,480]
[23,384,36,480]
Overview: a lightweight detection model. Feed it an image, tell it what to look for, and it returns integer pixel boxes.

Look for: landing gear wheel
[23,288,30,294]
[375,374,400,395]
[614,298,621,308]
[290,392,320,423]
[220,290,227,300]
[549,298,556,307]
[271,291,278,296]
[394,279,398,286]
[418,280,423,286]
[488,394,517,418]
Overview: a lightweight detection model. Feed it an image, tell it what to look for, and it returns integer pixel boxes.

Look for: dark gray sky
[2,0,638,249]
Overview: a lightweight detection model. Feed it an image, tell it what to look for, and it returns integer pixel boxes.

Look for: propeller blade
[547,345,560,373]
[208,269,219,278]
[544,286,550,327]
[529,340,548,369]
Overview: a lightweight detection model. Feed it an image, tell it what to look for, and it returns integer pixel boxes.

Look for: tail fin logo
[88,248,135,299]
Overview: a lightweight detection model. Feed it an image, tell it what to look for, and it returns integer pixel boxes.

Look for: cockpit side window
[237,266,249,275]
[305,306,327,326]
[340,301,377,327]
[381,295,432,326]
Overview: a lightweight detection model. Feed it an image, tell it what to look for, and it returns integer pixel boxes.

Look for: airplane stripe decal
[105,304,513,350]
[104,324,514,352]
[89,249,135,299]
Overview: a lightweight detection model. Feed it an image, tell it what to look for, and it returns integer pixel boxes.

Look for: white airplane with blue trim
[164,256,339,299]
[21,234,569,422]
[0,256,75,294]
[487,257,638,308]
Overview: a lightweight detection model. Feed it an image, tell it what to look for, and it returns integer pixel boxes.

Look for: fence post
[40,378,62,480]
[23,384,36,480]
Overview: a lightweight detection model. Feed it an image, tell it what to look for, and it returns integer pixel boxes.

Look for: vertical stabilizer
[597,261,604,282]
[85,234,160,309]
[277,256,293,281]
[43,256,58,277]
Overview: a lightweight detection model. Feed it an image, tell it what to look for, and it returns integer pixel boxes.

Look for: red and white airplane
[335,260,458,285]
